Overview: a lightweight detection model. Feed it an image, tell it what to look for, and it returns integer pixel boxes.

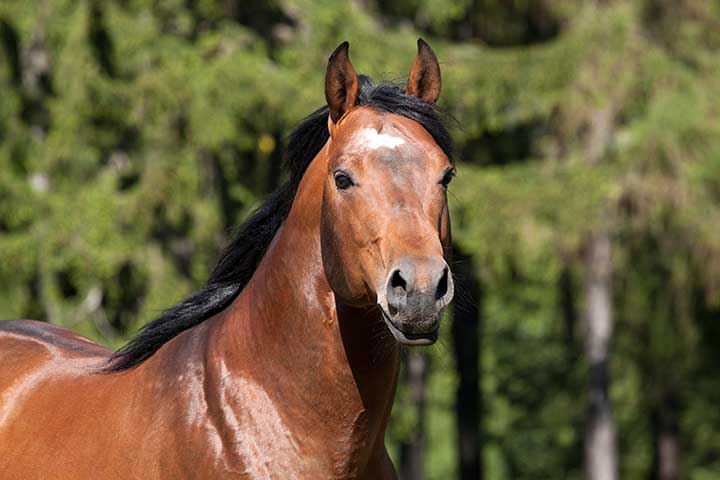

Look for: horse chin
[380,309,440,346]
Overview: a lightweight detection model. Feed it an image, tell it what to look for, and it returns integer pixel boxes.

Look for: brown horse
[0,39,454,479]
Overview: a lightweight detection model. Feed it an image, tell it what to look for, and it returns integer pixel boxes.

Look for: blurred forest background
[1,0,720,478]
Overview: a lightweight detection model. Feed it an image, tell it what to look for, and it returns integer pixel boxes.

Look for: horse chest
[199,376,375,479]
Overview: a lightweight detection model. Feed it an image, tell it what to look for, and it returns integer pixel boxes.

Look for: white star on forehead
[350,128,406,150]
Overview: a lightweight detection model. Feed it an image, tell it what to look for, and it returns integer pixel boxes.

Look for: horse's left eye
[335,172,354,190]
[440,169,455,189]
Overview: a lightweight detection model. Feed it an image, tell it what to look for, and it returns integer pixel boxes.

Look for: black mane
[106,75,454,371]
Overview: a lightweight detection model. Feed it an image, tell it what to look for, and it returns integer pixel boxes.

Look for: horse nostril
[387,269,409,317]
[390,270,407,291]
[435,267,449,300]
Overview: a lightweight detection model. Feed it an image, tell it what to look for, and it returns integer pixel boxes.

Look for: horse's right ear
[406,38,441,104]
[325,42,359,124]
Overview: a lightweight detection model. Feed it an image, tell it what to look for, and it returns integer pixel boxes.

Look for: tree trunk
[451,250,482,480]
[651,390,680,480]
[401,351,429,480]
[584,108,618,480]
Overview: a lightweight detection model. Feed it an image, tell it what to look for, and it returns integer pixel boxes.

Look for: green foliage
[1,0,720,478]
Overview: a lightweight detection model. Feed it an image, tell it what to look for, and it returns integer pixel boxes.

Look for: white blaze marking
[351,128,405,150]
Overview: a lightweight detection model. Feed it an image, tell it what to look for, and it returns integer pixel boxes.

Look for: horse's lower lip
[380,311,439,346]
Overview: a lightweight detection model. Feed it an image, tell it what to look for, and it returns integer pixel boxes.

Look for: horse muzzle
[378,256,454,346]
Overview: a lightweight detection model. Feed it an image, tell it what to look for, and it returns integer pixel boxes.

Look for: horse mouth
[380,310,440,346]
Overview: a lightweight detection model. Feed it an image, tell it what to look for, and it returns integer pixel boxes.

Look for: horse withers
[0,39,455,479]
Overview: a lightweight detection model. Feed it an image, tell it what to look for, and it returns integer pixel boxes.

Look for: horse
[0,39,455,479]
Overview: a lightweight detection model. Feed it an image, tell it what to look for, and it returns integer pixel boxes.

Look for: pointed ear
[406,38,441,104]
[325,42,359,124]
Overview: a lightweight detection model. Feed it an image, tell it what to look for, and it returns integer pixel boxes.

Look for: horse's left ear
[325,41,359,124]
[406,38,441,104]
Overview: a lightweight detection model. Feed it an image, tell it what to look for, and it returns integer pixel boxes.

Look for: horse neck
[209,141,400,456]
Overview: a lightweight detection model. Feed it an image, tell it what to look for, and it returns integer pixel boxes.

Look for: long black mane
[106,75,454,371]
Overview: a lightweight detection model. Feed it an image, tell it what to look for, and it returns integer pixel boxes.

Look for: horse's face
[319,41,454,345]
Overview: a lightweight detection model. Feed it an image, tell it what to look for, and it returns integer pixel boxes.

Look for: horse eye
[334,172,354,190]
[441,169,456,188]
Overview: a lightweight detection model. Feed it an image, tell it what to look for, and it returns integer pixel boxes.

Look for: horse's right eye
[334,172,354,190]
[440,168,456,189]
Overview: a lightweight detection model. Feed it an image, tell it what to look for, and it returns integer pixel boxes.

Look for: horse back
[0,319,111,360]
[0,321,126,478]
[0,320,223,479]
[0,320,109,404]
